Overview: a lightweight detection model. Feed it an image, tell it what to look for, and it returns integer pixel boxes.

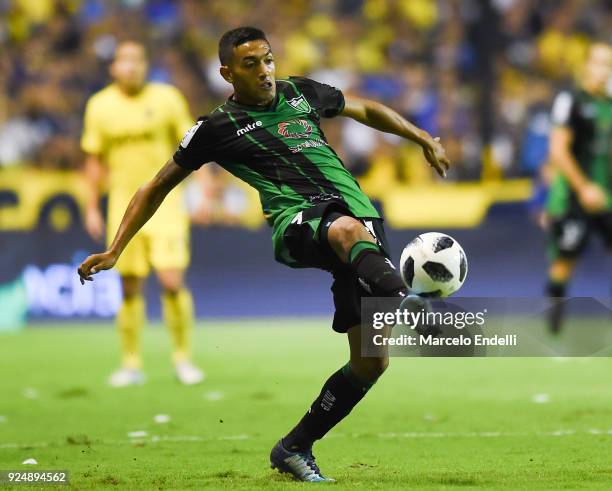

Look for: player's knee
[121,277,143,298]
[161,282,182,295]
[158,270,184,294]
[332,216,368,243]
[328,216,372,260]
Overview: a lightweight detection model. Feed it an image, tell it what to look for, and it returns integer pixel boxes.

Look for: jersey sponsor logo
[278,119,328,153]
[236,120,263,136]
[287,95,312,113]
[288,138,328,154]
[277,119,312,139]
[180,120,203,148]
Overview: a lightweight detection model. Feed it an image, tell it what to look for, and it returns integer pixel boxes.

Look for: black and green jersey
[173,77,379,227]
[547,88,612,216]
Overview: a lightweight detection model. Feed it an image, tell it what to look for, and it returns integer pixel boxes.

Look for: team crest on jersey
[287,95,312,114]
[278,119,312,139]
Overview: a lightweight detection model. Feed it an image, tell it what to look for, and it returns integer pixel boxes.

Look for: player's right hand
[85,206,105,241]
[422,137,450,178]
[578,182,608,213]
[77,251,117,285]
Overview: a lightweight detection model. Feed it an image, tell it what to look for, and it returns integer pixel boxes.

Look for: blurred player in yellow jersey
[81,41,204,386]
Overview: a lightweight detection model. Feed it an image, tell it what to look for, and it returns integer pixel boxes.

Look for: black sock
[283,363,374,452]
[546,279,567,298]
[546,280,567,333]
[349,242,407,297]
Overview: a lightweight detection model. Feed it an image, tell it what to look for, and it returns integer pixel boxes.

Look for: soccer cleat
[270,440,335,482]
[108,368,145,387]
[175,362,205,385]
[399,292,430,313]
[399,293,442,337]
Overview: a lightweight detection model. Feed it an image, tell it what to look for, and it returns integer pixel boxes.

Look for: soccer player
[78,27,449,480]
[81,41,204,386]
[546,42,612,332]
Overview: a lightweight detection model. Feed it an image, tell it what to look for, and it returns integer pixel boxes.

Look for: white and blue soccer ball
[399,232,467,297]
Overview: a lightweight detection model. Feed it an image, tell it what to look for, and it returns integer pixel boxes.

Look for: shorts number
[559,220,585,250]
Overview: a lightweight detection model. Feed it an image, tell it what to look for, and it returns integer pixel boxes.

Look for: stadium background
[0,0,610,327]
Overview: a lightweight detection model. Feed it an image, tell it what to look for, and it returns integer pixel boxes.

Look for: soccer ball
[399,232,467,297]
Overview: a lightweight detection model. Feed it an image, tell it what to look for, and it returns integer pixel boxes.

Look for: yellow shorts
[107,202,190,278]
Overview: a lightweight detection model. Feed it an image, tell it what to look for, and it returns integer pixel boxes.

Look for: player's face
[583,44,612,92]
[223,40,276,105]
[110,43,148,93]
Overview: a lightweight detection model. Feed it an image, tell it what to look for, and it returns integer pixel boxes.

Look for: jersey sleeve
[550,91,577,128]
[81,97,104,155]
[173,117,216,170]
[289,76,345,118]
[166,86,194,142]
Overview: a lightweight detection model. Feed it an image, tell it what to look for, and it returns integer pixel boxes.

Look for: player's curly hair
[218,27,269,65]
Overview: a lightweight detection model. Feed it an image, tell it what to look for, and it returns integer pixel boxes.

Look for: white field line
[2,429,612,450]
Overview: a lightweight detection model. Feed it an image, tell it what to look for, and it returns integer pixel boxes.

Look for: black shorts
[276,200,391,333]
[548,212,612,259]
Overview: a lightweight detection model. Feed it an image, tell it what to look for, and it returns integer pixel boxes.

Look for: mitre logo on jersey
[236,120,263,136]
[277,119,312,139]
[287,95,312,113]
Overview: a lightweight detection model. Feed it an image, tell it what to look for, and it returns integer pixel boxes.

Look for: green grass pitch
[1,320,612,490]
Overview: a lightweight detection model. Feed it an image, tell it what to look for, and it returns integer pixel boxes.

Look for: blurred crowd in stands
[0,0,610,192]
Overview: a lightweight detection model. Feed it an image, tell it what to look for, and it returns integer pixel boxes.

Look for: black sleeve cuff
[172,150,201,171]
[322,91,345,118]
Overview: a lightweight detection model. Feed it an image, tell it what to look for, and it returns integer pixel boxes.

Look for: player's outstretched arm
[340,95,450,177]
[77,159,191,283]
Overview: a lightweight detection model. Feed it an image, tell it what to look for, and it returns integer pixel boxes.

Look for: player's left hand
[578,182,608,213]
[422,137,450,178]
[77,251,118,285]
